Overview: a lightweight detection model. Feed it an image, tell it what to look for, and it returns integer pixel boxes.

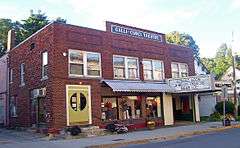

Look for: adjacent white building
[0,54,8,126]
[194,59,217,117]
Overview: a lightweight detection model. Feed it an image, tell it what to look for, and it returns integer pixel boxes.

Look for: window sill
[41,77,48,81]
[113,78,140,81]
[11,116,18,118]
[69,75,102,79]
[19,84,25,87]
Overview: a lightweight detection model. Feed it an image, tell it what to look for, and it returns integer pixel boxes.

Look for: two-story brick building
[7,21,215,130]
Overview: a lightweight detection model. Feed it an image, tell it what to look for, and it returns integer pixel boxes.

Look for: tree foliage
[201,43,233,79]
[20,10,49,41]
[0,10,66,57]
[166,31,200,60]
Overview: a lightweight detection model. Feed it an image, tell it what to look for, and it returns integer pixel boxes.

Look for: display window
[146,97,162,118]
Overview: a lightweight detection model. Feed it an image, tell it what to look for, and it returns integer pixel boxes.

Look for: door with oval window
[66,85,91,126]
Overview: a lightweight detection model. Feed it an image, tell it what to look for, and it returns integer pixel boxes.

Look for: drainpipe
[6,56,9,127]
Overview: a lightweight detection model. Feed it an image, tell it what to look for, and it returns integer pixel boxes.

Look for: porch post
[194,94,200,122]
[163,93,174,125]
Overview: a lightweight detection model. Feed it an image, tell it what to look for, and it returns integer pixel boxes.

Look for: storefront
[168,74,215,123]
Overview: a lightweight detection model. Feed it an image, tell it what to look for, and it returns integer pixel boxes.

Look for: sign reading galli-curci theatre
[111,24,162,42]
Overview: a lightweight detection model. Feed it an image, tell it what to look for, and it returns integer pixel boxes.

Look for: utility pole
[232,31,238,118]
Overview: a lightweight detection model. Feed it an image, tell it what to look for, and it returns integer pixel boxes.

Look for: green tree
[214,43,232,78]
[166,31,200,60]
[0,19,21,57]
[20,10,49,41]
[201,43,233,79]
[55,17,67,23]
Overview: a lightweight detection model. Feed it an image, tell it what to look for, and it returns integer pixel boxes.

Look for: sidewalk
[0,122,239,148]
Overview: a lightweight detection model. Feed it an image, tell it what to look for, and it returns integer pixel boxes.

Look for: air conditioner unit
[32,88,46,98]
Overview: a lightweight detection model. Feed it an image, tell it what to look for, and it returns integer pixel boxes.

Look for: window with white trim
[143,59,164,80]
[69,50,101,77]
[20,63,25,86]
[171,63,188,78]
[113,55,139,79]
[9,69,13,83]
[42,51,48,79]
[10,96,17,117]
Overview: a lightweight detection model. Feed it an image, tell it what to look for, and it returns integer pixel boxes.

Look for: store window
[113,55,139,79]
[69,50,101,77]
[101,98,118,121]
[120,96,142,120]
[146,97,162,118]
[143,59,164,80]
[10,96,17,117]
[171,63,188,78]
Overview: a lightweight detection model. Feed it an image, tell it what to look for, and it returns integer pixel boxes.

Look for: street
[124,128,240,148]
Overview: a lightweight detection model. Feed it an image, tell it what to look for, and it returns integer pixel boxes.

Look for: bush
[67,126,81,136]
[215,101,234,115]
[236,116,240,121]
[209,112,222,121]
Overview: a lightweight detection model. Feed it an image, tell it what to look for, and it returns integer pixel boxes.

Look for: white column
[194,94,200,122]
[163,93,174,125]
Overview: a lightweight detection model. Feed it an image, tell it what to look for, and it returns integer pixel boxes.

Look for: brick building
[7,21,215,130]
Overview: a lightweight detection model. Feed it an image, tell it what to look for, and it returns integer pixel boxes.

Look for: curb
[87,124,240,148]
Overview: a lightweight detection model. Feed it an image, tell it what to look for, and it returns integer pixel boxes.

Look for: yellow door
[66,85,91,126]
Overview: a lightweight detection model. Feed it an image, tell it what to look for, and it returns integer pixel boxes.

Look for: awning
[102,80,175,93]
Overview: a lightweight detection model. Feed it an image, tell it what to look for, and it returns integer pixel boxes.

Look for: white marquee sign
[168,75,214,93]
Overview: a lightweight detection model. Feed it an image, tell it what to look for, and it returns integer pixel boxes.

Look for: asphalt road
[124,128,240,148]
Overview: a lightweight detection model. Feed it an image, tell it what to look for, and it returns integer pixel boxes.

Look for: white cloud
[231,0,240,9]
[0,4,28,21]
[52,0,200,31]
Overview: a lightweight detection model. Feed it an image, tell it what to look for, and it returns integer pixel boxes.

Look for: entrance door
[66,85,91,126]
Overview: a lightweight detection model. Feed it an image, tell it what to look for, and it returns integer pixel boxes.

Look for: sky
[1,0,240,58]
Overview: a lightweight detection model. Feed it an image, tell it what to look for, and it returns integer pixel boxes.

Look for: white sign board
[168,75,214,93]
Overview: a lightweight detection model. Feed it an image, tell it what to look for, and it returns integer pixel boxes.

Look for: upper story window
[171,62,188,78]
[113,55,139,79]
[20,63,25,86]
[42,51,48,79]
[69,49,101,77]
[9,69,13,83]
[143,59,164,80]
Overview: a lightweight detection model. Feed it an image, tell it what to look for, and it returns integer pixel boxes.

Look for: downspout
[6,55,9,127]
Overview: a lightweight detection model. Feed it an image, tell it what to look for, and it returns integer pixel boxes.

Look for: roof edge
[10,21,55,52]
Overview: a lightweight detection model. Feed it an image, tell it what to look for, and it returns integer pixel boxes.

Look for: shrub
[236,116,240,121]
[67,126,81,136]
[215,101,234,115]
[209,112,222,121]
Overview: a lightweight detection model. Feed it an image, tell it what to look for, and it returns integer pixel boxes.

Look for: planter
[147,121,156,130]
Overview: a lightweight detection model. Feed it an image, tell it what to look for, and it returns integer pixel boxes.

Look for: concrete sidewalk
[0,122,238,148]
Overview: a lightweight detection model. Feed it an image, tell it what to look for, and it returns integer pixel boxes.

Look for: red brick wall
[9,22,195,128]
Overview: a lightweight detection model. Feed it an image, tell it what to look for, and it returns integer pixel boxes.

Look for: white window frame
[20,63,25,86]
[171,62,188,78]
[9,68,13,83]
[143,59,165,81]
[113,55,139,80]
[68,49,102,78]
[41,51,48,80]
[10,96,17,117]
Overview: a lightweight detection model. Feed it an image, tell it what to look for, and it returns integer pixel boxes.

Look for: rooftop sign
[110,24,162,42]
[167,75,215,93]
